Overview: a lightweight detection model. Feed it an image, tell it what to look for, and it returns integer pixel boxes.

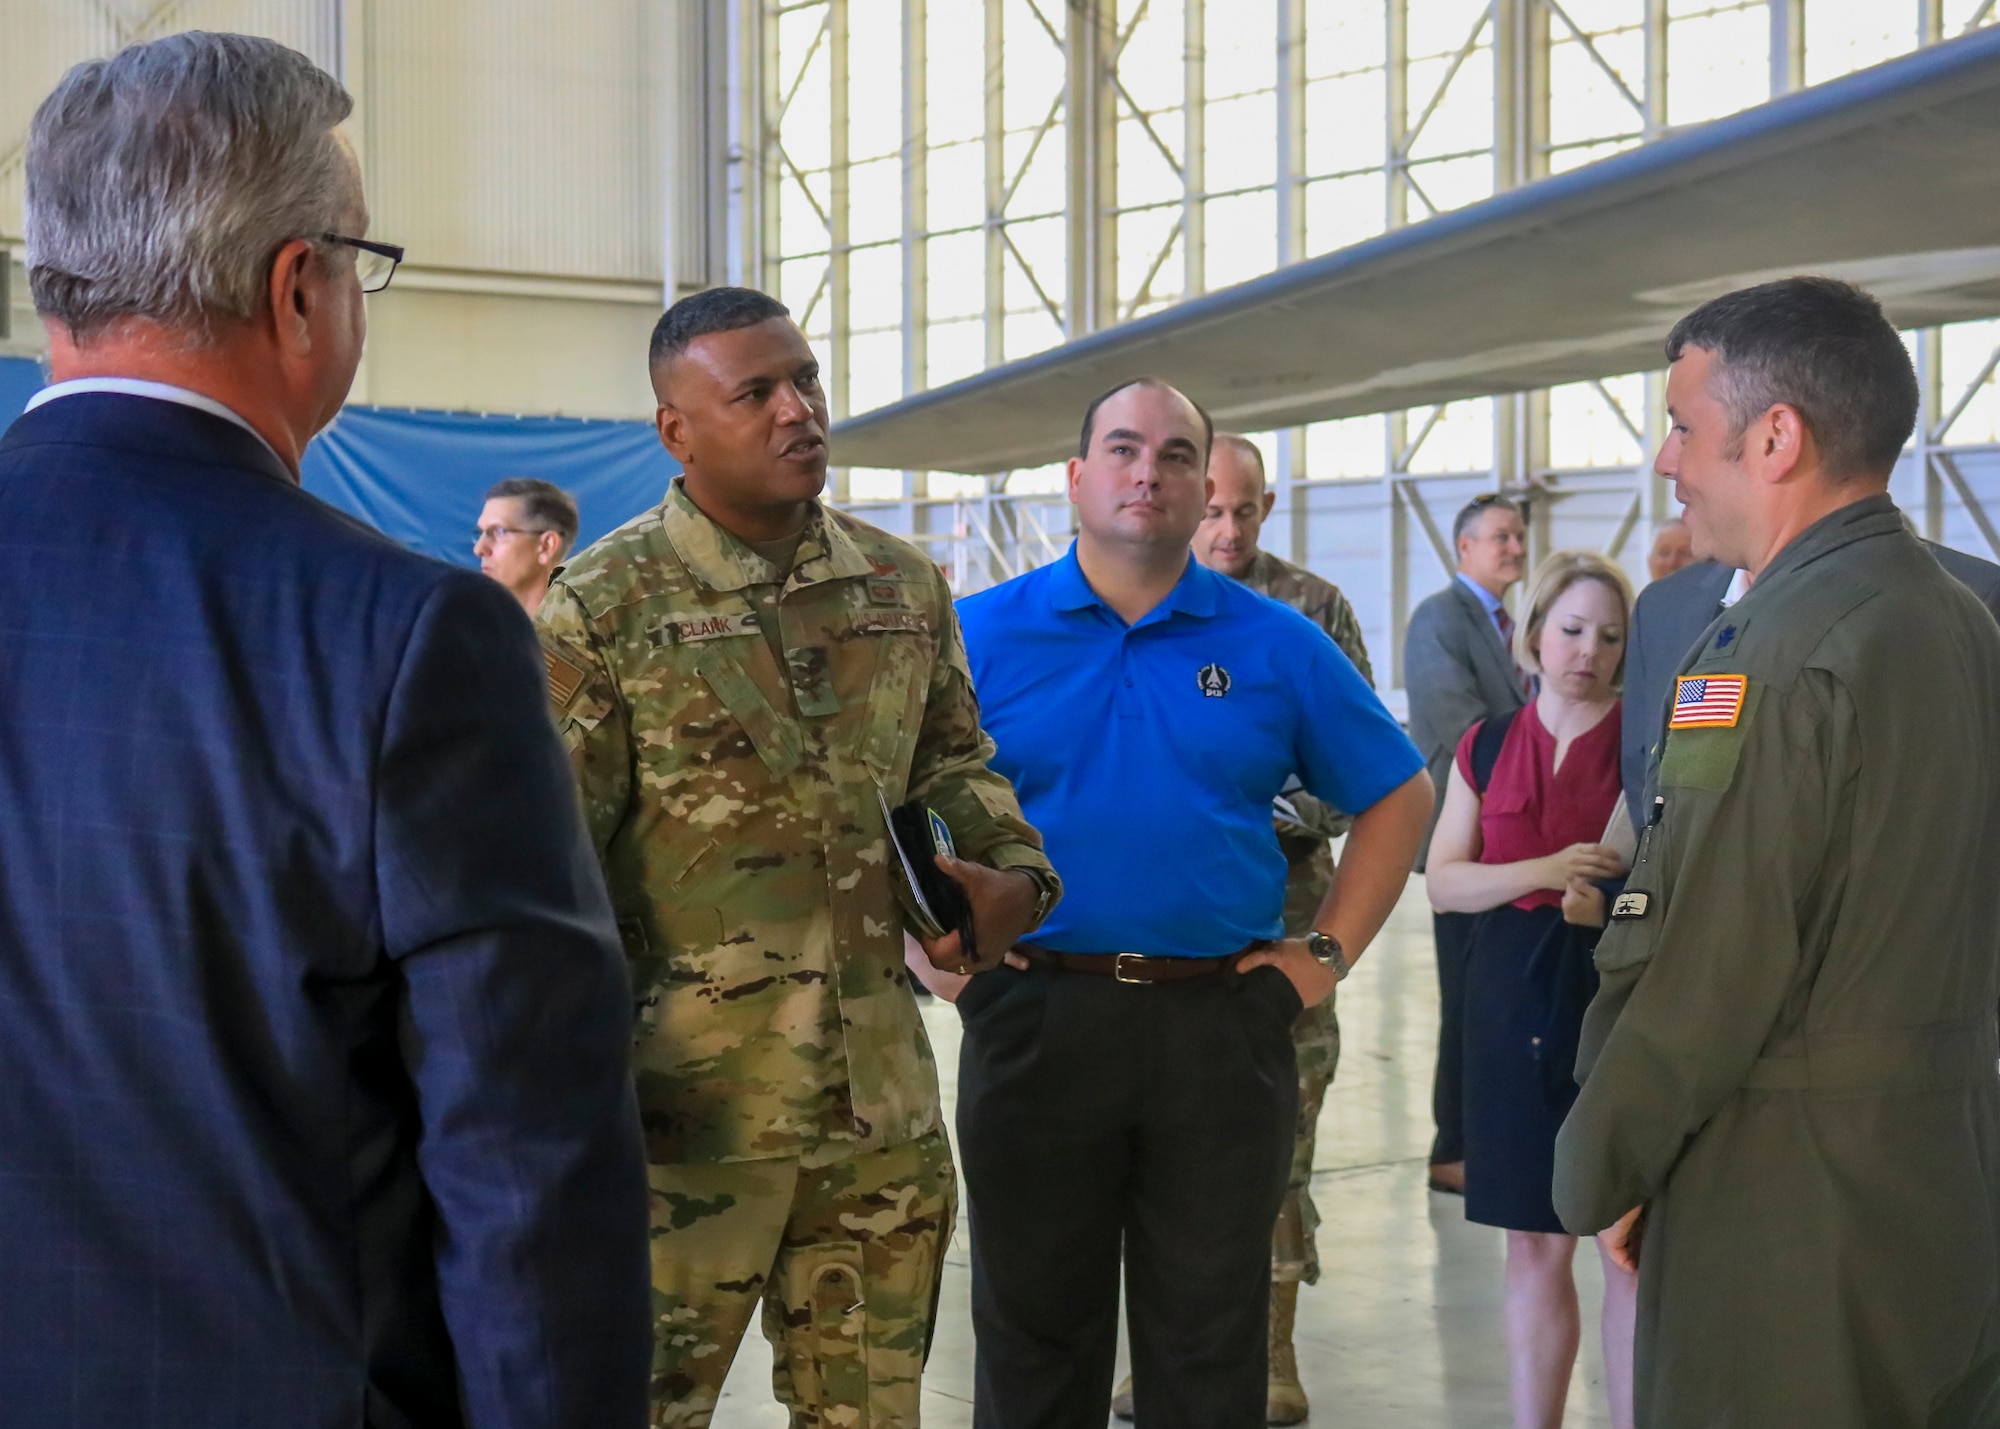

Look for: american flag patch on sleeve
[1669,674,1748,729]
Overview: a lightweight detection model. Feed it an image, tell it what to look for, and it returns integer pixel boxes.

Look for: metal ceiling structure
[832,21,2000,473]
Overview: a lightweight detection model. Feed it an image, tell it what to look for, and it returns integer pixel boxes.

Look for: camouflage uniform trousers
[646,1128,956,1428]
[1275,844,1339,1287]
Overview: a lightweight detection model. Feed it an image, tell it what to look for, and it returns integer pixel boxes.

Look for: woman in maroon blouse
[1427,550,1637,1429]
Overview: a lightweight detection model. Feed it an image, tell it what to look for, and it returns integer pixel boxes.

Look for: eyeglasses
[474,525,550,547]
[321,233,405,293]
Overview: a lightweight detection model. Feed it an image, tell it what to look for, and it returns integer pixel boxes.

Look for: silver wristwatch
[1306,930,1352,981]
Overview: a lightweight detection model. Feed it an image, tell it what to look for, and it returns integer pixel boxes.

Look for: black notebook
[877,787,975,957]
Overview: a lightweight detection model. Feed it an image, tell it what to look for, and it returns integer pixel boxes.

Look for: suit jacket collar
[0,391,297,489]
[662,475,874,593]
[1447,576,1518,683]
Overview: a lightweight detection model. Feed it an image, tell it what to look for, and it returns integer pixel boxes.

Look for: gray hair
[485,477,581,554]
[25,31,356,342]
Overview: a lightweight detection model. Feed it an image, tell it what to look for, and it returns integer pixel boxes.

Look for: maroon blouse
[1453,699,1623,912]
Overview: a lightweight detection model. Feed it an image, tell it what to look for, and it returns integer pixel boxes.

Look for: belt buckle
[1114,952,1148,984]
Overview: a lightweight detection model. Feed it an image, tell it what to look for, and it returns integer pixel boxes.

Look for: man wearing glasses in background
[1403,492,1531,1197]
[477,476,580,615]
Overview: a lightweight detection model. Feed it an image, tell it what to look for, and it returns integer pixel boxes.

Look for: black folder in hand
[878,787,975,956]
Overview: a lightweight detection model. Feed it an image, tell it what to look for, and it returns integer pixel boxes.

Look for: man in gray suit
[1622,537,2000,832]
[1402,493,1529,1194]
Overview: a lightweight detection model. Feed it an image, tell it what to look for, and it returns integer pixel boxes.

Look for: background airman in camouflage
[539,287,1058,1428]
[1170,431,1375,1426]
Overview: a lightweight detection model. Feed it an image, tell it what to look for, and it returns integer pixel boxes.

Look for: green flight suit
[1553,496,2000,1428]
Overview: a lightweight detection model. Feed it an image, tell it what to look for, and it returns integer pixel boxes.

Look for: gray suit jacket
[1403,578,1527,868]
[1928,539,2000,622]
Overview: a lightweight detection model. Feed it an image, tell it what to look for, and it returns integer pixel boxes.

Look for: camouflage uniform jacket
[1240,549,1374,848]
[539,478,1055,1167]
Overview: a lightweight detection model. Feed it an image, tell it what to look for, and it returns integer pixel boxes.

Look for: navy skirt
[1461,902,1600,1234]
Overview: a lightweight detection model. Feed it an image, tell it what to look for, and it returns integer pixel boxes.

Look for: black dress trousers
[1429,909,1477,1165]
[956,961,1300,1429]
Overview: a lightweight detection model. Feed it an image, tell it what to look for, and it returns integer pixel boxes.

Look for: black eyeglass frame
[321,233,405,293]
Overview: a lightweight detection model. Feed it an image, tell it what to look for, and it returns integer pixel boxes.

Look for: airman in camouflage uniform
[1159,433,1374,1426]
[540,288,1057,1428]
[1239,546,1373,1294]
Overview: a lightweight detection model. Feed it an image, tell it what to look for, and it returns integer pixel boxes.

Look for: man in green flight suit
[538,286,1061,1428]
[1553,277,2000,1428]
[1110,432,1376,1426]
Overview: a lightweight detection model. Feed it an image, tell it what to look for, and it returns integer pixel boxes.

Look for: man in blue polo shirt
[953,377,1433,1429]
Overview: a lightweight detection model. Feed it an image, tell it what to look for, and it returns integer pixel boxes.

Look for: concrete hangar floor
[711,875,1620,1429]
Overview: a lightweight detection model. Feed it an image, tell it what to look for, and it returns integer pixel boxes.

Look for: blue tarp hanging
[0,373,675,566]
[0,357,44,430]
[302,405,677,567]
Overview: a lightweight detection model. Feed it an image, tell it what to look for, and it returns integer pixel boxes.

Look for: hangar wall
[0,0,670,420]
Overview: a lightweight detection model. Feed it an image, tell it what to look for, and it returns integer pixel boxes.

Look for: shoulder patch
[544,647,587,709]
[1669,673,1747,729]
[1659,680,1762,791]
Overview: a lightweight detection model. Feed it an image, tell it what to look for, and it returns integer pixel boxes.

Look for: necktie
[1494,607,1533,699]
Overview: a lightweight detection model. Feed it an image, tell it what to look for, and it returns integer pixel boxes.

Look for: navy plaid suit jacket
[0,394,650,1428]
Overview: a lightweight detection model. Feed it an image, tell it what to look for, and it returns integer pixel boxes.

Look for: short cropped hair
[1664,276,1918,479]
[1077,378,1214,461]
[1210,432,1266,482]
[486,477,579,555]
[26,32,355,342]
[1451,493,1522,546]
[649,286,791,371]
[1514,550,1634,687]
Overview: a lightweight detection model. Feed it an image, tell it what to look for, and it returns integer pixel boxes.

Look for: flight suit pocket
[697,649,804,777]
[1658,681,1761,792]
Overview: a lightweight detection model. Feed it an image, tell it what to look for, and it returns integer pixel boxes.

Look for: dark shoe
[1427,1160,1465,1196]
[1111,1373,1135,1420]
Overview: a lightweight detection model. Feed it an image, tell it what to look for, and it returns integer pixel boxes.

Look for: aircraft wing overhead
[832,24,2000,474]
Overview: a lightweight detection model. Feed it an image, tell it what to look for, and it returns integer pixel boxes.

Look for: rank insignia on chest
[1669,673,1747,729]
[1197,663,1231,697]
[647,610,761,647]
[1610,891,1650,921]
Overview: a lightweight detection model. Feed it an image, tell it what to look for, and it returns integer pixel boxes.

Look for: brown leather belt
[1014,943,1257,985]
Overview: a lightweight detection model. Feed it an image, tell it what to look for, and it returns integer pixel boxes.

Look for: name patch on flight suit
[1660,678,1761,792]
[648,610,762,647]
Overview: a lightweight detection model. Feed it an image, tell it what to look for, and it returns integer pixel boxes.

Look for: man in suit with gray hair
[1403,493,1529,1195]
[1,31,651,1426]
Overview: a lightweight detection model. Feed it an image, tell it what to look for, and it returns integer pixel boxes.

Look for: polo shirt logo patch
[1197,663,1231,697]
[648,611,761,647]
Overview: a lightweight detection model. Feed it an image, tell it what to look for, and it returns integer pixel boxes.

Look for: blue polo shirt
[956,547,1423,958]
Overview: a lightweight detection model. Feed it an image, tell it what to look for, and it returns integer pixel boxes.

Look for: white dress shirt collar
[1721,568,1751,608]
[26,378,285,468]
